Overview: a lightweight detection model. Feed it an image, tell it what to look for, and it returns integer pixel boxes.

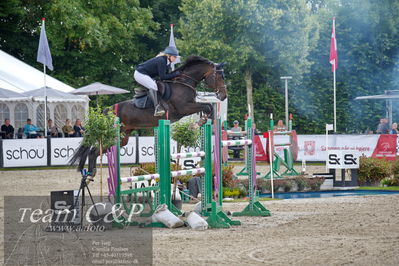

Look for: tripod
[73,169,99,226]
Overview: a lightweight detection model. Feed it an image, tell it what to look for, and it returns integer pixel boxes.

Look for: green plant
[132,163,156,176]
[82,107,118,149]
[238,186,247,198]
[221,165,236,188]
[82,106,118,199]
[380,177,399,187]
[282,180,294,192]
[264,180,280,192]
[294,176,308,191]
[223,187,240,198]
[390,159,399,185]
[358,157,392,185]
[307,177,324,191]
[171,119,200,151]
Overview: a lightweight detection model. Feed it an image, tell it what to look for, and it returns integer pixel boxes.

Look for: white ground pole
[269,113,274,199]
[326,124,334,171]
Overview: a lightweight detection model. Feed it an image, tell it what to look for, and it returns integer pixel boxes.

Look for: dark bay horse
[69,56,227,176]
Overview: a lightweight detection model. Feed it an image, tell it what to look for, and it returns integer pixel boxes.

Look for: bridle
[173,64,226,95]
[204,65,226,96]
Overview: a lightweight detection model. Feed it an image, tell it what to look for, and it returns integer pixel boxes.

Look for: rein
[163,79,197,92]
[166,64,225,95]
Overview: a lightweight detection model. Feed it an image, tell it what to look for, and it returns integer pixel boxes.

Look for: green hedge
[358,157,399,185]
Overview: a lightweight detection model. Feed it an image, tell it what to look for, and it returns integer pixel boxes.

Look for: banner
[3,139,47,167]
[97,137,136,164]
[259,134,397,162]
[1,134,398,168]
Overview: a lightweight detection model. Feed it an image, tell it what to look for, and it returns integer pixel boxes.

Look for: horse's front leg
[120,129,132,147]
[176,103,213,125]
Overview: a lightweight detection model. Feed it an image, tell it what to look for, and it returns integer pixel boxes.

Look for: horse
[69,56,227,176]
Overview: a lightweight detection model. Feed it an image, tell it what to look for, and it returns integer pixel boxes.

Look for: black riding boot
[149,89,165,116]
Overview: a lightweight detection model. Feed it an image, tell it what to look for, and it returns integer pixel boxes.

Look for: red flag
[329,17,338,72]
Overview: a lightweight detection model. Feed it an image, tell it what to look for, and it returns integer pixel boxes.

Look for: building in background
[0,50,88,132]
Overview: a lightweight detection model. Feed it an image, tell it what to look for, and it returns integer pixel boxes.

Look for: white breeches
[134,70,158,91]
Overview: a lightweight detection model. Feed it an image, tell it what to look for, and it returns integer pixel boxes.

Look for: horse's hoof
[198,118,207,126]
[190,123,200,130]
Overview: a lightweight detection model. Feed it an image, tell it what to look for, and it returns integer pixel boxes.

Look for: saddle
[133,81,172,109]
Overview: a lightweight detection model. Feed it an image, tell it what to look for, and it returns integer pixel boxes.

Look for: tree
[0,0,158,106]
[303,0,399,133]
[178,0,314,129]
[83,106,117,199]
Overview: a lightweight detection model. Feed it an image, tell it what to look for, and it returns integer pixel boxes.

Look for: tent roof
[71,82,129,95]
[355,90,399,100]
[0,49,75,93]
[0,87,30,102]
[23,87,86,103]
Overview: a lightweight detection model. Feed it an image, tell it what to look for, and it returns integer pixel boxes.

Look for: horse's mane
[175,56,214,72]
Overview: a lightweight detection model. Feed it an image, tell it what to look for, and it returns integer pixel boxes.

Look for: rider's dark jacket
[136,56,179,80]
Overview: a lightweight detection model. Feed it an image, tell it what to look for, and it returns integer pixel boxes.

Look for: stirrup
[154,105,165,116]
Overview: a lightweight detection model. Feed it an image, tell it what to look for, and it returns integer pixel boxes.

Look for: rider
[134,46,182,116]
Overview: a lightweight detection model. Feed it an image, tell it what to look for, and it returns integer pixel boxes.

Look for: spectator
[62,119,75,137]
[1,119,14,139]
[231,120,242,132]
[274,120,287,132]
[47,119,62,137]
[23,118,42,138]
[376,118,390,134]
[73,119,85,137]
[390,122,398,134]
[231,120,242,158]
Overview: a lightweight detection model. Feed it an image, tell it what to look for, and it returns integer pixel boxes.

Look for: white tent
[0,50,75,92]
[0,50,89,131]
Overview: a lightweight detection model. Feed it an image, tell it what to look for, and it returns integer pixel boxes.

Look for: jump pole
[109,118,238,228]
[212,112,270,217]
[231,117,270,217]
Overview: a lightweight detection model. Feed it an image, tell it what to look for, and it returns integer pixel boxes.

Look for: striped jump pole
[212,115,270,217]
[171,151,205,159]
[120,168,206,183]
[232,118,270,217]
[108,118,238,228]
[262,113,300,179]
[222,139,252,146]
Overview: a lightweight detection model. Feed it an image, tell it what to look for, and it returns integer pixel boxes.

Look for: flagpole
[333,69,336,133]
[44,64,47,137]
[330,17,338,133]
[43,18,47,138]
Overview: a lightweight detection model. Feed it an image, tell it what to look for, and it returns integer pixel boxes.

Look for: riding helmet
[163,46,179,56]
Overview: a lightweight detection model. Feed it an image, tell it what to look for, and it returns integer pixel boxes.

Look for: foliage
[264,179,281,192]
[171,119,200,150]
[380,177,399,187]
[179,0,314,126]
[294,176,308,191]
[82,107,117,149]
[255,178,269,192]
[132,163,156,176]
[359,186,399,191]
[221,165,236,188]
[307,177,325,191]
[223,187,240,198]
[282,180,294,192]
[358,157,392,185]
[0,0,158,107]
[391,159,399,179]
[3,0,399,133]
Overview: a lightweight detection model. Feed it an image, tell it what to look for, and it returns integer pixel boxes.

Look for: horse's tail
[68,104,118,174]
[68,144,91,172]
